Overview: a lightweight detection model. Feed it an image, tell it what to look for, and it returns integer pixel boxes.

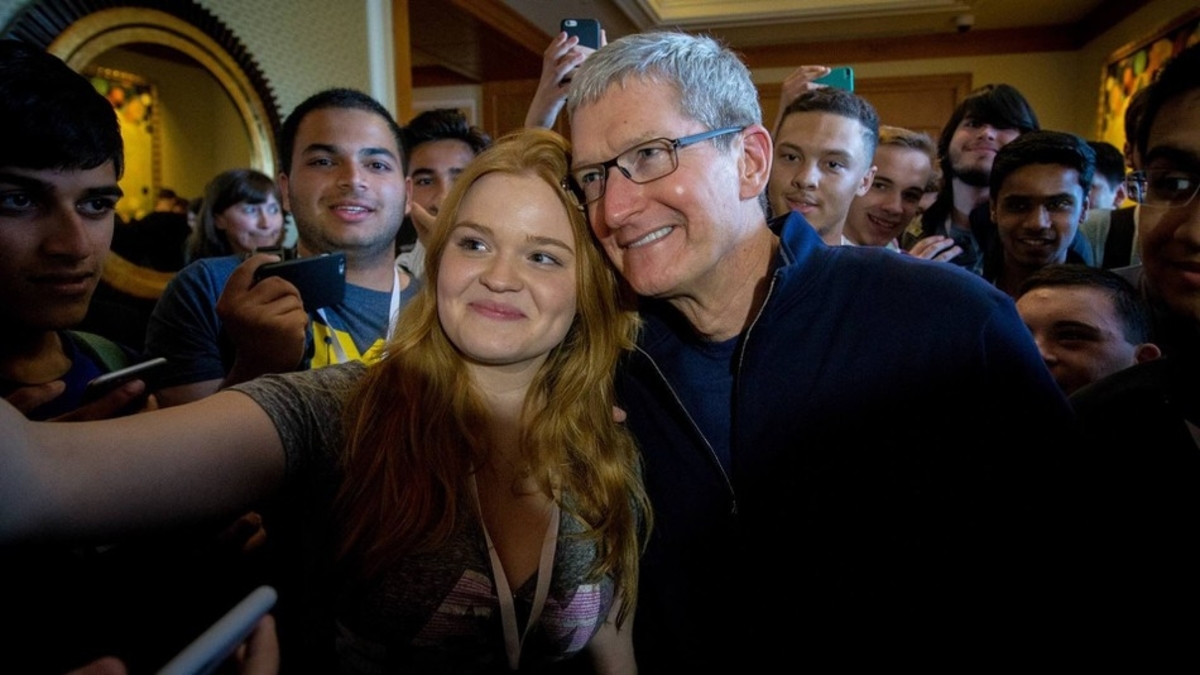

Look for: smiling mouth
[624,226,673,249]
[32,271,95,293]
[330,202,374,215]
[868,214,901,231]
[470,301,526,320]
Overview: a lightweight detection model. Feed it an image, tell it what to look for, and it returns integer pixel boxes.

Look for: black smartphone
[82,356,169,402]
[561,18,601,50]
[252,252,346,312]
[814,66,855,91]
[158,585,277,675]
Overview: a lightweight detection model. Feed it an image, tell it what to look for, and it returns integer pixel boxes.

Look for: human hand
[781,65,831,104]
[63,616,278,675]
[65,656,126,674]
[216,254,309,387]
[524,30,606,129]
[906,235,963,263]
[233,615,280,675]
[5,379,148,421]
[773,65,831,131]
[217,510,269,554]
[410,200,438,245]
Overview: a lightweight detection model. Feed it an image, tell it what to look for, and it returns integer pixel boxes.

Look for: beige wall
[3,0,1196,140]
[754,0,1197,141]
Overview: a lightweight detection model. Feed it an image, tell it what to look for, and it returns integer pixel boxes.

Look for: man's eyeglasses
[1125,169,1200,208]
[563,126,746,208]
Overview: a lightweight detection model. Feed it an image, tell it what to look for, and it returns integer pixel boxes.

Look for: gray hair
[566,31,762,151]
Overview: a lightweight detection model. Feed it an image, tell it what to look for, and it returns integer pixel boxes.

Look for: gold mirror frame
[4,2,281,299]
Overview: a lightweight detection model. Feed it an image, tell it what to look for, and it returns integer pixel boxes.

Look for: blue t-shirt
[146,255,418,388]
[0,331,138,420]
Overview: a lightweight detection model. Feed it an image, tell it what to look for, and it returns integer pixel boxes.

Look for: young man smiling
[146,88,418,406]
[843,125,938,249]
[0,40,140,421]
[983,130,1096,297]
[767,86,878,245]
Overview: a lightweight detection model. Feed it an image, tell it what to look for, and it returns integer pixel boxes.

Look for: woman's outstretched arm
[0,388,285,545]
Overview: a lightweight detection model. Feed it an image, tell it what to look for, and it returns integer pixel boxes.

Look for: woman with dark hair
[186,168,285,261]
[0,128,649,672]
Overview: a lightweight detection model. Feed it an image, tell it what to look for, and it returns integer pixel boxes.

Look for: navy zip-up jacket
[622,212,1081,670]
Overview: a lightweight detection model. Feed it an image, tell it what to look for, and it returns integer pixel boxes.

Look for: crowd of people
[2,22,1199,673]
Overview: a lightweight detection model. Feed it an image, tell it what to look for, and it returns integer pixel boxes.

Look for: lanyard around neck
[471,475,560,671]
[314,268,400,363]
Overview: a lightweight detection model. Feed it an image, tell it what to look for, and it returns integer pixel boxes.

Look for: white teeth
[627,227,672,249]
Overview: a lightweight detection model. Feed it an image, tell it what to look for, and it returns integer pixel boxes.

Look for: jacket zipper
[634,269,782,517]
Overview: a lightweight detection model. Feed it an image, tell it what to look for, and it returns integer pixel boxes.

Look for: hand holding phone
[561,18,601,50]
[814,66,855,91]
[158,585,277,675]
[82,357,169,403]
[252,252,346,312]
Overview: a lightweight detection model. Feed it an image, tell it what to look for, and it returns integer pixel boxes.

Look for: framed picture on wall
[1097,7,1200,149]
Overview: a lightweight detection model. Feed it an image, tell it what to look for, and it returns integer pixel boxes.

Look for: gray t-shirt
[232,365,617,672]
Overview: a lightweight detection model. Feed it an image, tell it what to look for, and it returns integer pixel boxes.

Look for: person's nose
[1023,206,1052,231]
[1170,201,1200,248]
[431,179,451,215]
[337,162,367,191]
[879,189,904,215]
[1031,333,1057,366]
[43,208,93,259]
[597,165,641,233]
[480,253,522,292]
[792,160,820,189]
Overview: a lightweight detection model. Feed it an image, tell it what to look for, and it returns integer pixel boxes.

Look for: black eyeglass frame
[1125,168,1200,209]
[563,126,746,209]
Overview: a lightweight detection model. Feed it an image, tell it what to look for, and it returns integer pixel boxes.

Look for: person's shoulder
[163,254,241,292]
[1070,358,1172,412]
[63,330,138,372]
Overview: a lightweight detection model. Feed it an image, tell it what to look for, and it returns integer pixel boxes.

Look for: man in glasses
[1070,44,1200,657]
[566,31,1080,670]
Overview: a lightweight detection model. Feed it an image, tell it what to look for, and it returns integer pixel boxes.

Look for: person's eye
[576,168,603,187]
[1004,202,1030,213]
[241,204,258,215]
[778,151,799,163]
[414,177,434,187]
[308,157,334,167]
[0,191,37,214]
[529,250,563,266]
[1149,171,1197,199]
[78,197,117,219]
[963,119,982,129]
[367,160,394,172]
[902,190,923,204]
[267,203,281,215]
[454,235,488,252]
[825,160,847,171]
[633,144,667,162]
[871,182,888,192]
[1048,198,1074,211]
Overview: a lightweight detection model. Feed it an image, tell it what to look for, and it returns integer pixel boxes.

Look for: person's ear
[278,172,292,213]
[1114,180,1128,208]
[1134,342,1162,364]
[738,123,772,201]
[856,164,877,197]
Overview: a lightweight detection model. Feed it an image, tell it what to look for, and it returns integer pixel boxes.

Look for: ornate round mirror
[3,1,281,305]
